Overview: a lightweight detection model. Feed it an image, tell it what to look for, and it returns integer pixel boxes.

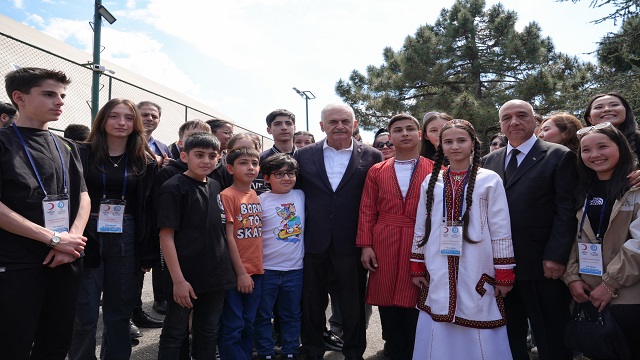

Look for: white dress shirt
[505,134,537,170]
[323,139,354,191]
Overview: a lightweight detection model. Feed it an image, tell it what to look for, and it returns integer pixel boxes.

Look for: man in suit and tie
[295,103,383,360]
[483,99,577,360]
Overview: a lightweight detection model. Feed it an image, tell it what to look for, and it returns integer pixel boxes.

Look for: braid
[418,144,444,247]
[462,140,482,244]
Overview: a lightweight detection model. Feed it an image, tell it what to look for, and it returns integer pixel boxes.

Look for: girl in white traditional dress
[410,119,516,360]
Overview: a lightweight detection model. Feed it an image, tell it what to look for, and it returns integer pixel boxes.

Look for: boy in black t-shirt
[157,133,236,359]
[0,67,90,359]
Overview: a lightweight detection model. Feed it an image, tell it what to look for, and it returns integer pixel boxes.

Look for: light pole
[91,1,117,121]
[292,87,315,131]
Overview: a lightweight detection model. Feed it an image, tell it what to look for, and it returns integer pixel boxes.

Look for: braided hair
[418,119,482,247]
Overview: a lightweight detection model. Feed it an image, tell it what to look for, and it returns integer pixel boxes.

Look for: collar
[323,138,354,152]
[271,144,297,156]
[507,134,536,156]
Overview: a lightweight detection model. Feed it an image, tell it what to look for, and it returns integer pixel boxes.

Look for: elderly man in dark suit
[483,99,577,360]
[295,103,383,360]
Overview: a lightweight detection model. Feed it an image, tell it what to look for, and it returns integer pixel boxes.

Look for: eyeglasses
[490,142,506,148]
[373,141,394,149]
[272,171,297,179]
[576,122,614,139]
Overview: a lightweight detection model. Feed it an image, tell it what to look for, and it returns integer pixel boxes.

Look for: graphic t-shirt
[259,189,305,270]
[221,186,264,275]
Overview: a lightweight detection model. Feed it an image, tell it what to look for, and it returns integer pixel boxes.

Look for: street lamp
[91,1,117,121]
[292,87,315,131]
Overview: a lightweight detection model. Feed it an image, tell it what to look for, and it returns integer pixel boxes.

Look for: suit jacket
[149,137,170,158]
[482,138,578,280]
[295,139,383,255]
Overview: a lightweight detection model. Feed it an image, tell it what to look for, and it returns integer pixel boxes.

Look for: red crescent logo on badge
[105,205,110,211]
[443,227,449,234]
[580,244,588,250]
[47,203,54,210]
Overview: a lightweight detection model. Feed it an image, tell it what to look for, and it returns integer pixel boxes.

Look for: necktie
[504,149,520,183]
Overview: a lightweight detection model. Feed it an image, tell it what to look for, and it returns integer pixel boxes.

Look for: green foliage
[598,15,640,71]
[558,1,640,118]
[335,0,596,140]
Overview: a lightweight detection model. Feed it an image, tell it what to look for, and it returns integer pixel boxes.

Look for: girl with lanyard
[563,122,640,358]
[410,119,515,360]
[69,98,158,360]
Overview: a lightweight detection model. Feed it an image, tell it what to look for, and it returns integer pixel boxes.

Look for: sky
[1,0,621,142]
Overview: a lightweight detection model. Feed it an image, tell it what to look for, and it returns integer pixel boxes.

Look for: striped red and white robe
[356,156,435,308]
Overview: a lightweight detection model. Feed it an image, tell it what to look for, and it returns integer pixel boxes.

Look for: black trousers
[0,261,82,359]
[505,278,572,360]
[134,262,167,313]
[609,304,640,359]
[301,244,367,359]
[378,306,419,360]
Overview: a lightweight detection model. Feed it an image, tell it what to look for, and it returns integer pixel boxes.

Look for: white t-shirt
[258,189,305,270]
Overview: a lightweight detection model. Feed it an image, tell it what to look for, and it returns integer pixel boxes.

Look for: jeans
[158,290,226,360]
[69,215,140,360]
[254,269,303,356]
[218,274,263,360]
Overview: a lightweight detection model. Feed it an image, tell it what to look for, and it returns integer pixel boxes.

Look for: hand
[542,260,566,279]
[627,170,640,188]
[173,280,197,308]
[361,247,378,272]
[411,276,428,288]
[43,249,76,268]
[495,285,513,298]
[55,231,87,258]
[589,283,614,312]
[568,280,592,303]
[162,154,170,167]
[236,273,254,294]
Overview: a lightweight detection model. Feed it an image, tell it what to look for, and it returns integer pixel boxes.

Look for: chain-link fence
[0,25,273,150]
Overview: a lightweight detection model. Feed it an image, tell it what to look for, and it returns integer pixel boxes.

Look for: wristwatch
[49,232,61,247]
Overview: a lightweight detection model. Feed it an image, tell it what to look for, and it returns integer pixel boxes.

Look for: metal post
[305,97,309,131]
[292,87,315,132]
[91,0,102,121]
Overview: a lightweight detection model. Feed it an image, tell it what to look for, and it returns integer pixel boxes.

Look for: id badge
[578,242,603,276]
[98,199,126,233]
[42,194,70,233]
[440,221,463,256]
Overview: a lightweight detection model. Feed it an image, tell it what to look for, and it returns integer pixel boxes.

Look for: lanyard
[101,154,129,200]
[578,195,607,242]
[442,165,470,222]
[12,123,67,196]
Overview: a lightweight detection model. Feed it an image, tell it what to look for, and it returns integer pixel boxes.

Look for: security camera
[92,64,106,72]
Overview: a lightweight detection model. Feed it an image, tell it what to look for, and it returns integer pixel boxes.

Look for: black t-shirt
[85,154,138,214]
[586,179,614,240]
[157,174,235,293]
[0,126,87,269]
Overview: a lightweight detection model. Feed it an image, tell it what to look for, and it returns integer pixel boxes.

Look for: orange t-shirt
[220,187,264,275]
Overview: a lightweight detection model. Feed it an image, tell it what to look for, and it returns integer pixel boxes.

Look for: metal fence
[0,29,273,150]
